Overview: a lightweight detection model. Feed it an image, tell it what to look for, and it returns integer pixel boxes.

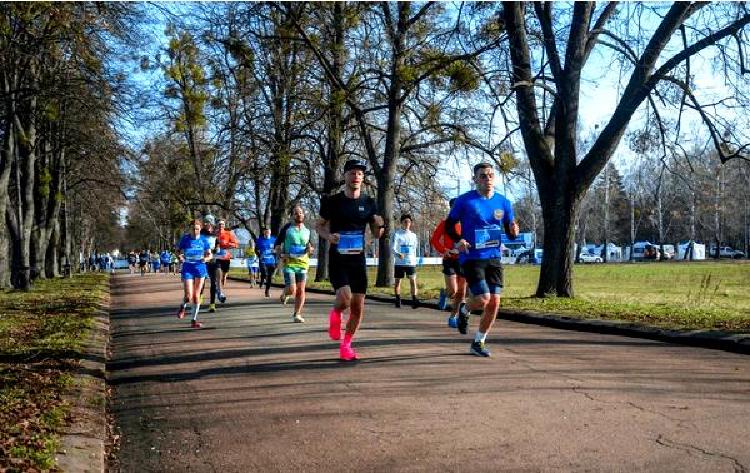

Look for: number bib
[185,254,204,263]
[400,245,412,255]
[261,249,275,264]
[289,244,307,258]
[337,231,364,254]
[474,226,502,249]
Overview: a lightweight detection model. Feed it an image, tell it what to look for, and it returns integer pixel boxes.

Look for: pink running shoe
[328,309,341,340]
[191,320,203,329]
[339,344,358,361]
[177,307,186,319]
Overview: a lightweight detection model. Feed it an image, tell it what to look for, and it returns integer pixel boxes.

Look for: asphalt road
[108,273,750,473]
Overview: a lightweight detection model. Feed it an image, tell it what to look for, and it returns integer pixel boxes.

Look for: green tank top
[283,225,311,270]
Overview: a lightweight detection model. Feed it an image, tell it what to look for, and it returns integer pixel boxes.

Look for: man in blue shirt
[445,162,520,357]
[255,227,277,298]
[160,250,172,274]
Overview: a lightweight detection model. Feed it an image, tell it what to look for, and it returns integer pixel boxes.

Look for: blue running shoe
[448,315,458,328]
[438,289,447,310]
[469,341,491,357]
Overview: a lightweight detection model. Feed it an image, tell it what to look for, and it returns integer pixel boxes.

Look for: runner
[255,227,277,298]
[169,249,178,274]
[315,159,384,361]
[127,250,137,275]
[430,198,467,328]
[391,214,419,309]
[138,250,148,276]
[151,251,161,274]
[276,205,314,323]
[215,218,239,303]
[176,219,212,329]
[200,215,220,313]
[160,249,172,274]
[444,162,519,357]
[244,246,259,287]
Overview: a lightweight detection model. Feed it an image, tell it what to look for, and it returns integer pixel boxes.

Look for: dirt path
[109,273,750,472]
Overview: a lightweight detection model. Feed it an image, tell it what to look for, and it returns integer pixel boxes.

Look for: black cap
[344,159,367,172]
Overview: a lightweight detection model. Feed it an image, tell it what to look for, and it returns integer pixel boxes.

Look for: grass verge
[0,273,108,472]
[231,261,750,332]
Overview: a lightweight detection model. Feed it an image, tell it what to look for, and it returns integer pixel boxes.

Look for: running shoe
[438,289,447,310]
[411,297,419,309]
[281,294,291,305]
[264,290,270,298]
[328,309,342,340]
[447,315,458,328]
[469,341,491,357]
[293,313,305,323]
[218,293,227,304]
[191,320,204,329]
[177,306,186,319]
[339,344,359,361]
[208,303,216,313]
[457,302,469,335]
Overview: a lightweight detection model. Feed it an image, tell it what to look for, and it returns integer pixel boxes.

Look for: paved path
[109,273,750,472]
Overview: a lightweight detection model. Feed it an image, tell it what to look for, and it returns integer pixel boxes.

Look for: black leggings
[206,262,219,303]
[259,263,276,292]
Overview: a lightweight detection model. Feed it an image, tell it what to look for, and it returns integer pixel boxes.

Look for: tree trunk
[269,147,290,235]
[12,88,37,290]
[316,2,345,283]
[0,113,14,288]
[375,3,408,288]
[45,218,60,278]
[603,165,610,262]
[689,193,696,261]
[537,187,580,297]
[630,191,636,262]
[713,165,722,258]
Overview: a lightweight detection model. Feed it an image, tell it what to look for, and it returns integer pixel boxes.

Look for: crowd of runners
[161,159,518,360]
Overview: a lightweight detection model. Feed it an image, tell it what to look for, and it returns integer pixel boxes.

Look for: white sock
[474,331,486,343]
[192,304,200,321]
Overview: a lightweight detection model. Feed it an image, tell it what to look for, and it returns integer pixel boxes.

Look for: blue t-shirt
[179,234,211,264]
[447,190,514,262]
[256,236,277,265]
[160,251,172,264]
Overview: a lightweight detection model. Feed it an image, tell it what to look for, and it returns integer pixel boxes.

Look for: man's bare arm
[316,218,339,244]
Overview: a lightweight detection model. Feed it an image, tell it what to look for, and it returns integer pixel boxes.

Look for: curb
[56,298,109,472]
[232,276,750,356]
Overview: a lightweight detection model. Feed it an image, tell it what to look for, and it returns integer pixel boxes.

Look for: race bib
[474,226,502,249]
[289,244,307,258]
[399,245,412,255]
[261,249,275,263]
[338,231,364,254]
[185,253,204,263]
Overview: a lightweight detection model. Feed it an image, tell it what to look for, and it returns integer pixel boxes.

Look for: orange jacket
[216,229,238,259]
[430,219,461,260]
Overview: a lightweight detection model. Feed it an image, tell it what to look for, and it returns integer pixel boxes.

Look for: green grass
[231,261,750,331]
[0,273,109,472]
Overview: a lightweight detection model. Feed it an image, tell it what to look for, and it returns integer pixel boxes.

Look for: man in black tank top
[316,159,384,361]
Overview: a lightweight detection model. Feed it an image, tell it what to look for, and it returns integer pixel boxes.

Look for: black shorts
[394,265,416,279]
[442,258,463,277]
[461,258,504,295]
[139,261,147,267]
[217,259,231,272]
[329,252,368,294]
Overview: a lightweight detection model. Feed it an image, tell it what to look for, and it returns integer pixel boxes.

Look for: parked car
[710,246,746,259]
[578,252,602,263]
